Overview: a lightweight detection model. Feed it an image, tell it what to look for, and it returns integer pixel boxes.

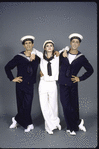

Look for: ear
[23,44,25,48]
[32,43,34,47]
[78,42,80,47]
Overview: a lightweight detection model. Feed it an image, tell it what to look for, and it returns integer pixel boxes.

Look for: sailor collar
[18,51,31,61]
[67,51,83,61]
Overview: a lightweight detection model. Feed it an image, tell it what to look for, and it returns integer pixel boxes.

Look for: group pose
[5,33,94,135]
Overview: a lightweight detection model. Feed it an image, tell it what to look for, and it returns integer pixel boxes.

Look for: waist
[40,76,58,82]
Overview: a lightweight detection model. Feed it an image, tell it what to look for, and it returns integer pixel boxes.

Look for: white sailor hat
[20,35,35,42]
[43,40,54,49]
[69,33,83,41]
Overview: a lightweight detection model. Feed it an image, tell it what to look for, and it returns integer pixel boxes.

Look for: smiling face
[44,42,54,53]
[23,40,34,52]
[70,38,80,50]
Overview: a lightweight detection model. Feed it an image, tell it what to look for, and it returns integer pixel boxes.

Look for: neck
[24,50,31,57]
[69,48,78,55]
[47,51,53,59]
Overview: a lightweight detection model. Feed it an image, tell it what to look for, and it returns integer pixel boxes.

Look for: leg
[59,84,71,131]
[39,81,60,132]
[70,83,80,126]
[48,82,61,129]
[70,84,86,132]
[48,81,58,117]
[60,84,79,131]
[68,83,80,131]
[15,86,34,129]
[9,86,24,129]
[39,80,52,130]
[15,86,24,114]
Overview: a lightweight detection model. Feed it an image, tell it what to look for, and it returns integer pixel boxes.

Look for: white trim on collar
[18,53,31,61]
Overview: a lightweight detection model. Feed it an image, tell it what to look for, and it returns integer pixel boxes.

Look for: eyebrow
[25,41,32,43]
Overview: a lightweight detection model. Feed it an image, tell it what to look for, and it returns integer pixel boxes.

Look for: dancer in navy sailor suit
[5,35,40,132]
[58,33,94,135]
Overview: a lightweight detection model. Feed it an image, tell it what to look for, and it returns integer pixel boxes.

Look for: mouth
[48,49,52,51]
[73,46,77,49]
[27,48,31,50]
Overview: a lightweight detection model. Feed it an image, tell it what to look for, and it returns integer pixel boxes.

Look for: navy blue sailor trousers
[59,83,81,132]
[15,83,34,129]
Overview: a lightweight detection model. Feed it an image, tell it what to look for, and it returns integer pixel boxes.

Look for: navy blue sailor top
[58,51,94,86]
[5,51,40,88]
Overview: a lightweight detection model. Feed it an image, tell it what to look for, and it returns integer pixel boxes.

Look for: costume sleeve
[79,56,94,81]
[59,46,69,54]
[5,55,18,81]
[59,48,65,54]
[59,52,69,66]
[31,48,43,59]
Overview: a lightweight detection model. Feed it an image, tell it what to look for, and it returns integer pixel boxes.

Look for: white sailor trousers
[39,79,60,131]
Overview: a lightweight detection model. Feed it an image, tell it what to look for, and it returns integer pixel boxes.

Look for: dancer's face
[24,40,34,52]
[70,39,80,50]
[45,43,54,53]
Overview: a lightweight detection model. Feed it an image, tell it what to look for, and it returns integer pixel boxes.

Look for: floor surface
[0,108,97,148]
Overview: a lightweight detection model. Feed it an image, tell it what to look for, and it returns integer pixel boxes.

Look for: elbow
[89,65,94,76]
[4,64,9,74]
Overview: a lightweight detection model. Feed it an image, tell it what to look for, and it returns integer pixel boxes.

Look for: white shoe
[79,119,84,126]
[79,119,86,132]
[57,124,61,130]
[24,124,34,132]
[66,130,70,133]
[46,128,53,135]
[9,117,18,128]
[69,131,76,135]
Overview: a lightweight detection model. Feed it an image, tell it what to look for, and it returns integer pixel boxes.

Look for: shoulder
[77,51,83,55]
[77,52,89,63]
[54,55,59,59]
[76,51,85,59]
[17,51,24,56]
[13,54,20,59]
[11,52,25,61]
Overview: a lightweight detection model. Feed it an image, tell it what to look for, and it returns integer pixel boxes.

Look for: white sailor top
[31,49,59,82]
[31,48,65,82]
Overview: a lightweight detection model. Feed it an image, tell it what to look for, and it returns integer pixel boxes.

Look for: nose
[27,44,30,47]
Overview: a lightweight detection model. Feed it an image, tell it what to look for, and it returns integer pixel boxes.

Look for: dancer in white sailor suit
[31,40,69,134]
[58,33,94,135]
[5,35,40,132]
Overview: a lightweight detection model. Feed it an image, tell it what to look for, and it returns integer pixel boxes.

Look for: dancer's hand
[30,54,35,61]
[71,75,80,83]
[54,51,60,57]
[40,71,44,77]
[12,76,23,83]
[63,50,67,57]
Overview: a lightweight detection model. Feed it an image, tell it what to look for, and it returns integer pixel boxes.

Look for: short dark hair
[70,37,81,43]
[22,38,34,45]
